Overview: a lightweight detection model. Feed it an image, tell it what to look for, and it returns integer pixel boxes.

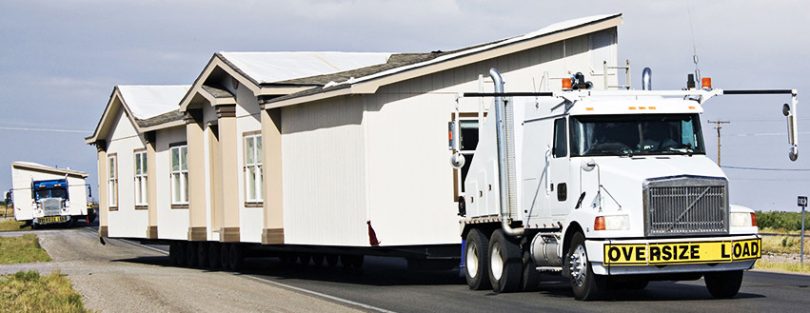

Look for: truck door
[549,117,573,216]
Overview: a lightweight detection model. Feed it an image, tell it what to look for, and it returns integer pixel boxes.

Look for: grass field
[0,271,90,313]
[0,234,51,264]
[756,259,810,274]
[0,219,29,232]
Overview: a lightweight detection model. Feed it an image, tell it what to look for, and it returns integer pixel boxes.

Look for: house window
[244,133,263,203]
[107,154,118,209]
[134,150,148,207]
[170,145,188,206]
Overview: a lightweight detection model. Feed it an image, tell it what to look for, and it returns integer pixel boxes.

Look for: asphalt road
[33,225,810,313]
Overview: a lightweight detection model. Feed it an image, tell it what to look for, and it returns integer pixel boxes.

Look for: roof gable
[85,85,190,144]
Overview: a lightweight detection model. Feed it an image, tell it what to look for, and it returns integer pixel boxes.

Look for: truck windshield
[570,114,705,157]
[36,188,68,200]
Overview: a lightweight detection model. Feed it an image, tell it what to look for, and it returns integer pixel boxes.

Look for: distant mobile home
[10,161,91,226]
[87,14,622,263]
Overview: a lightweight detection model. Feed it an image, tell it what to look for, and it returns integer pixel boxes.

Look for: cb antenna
[687,3,701,81]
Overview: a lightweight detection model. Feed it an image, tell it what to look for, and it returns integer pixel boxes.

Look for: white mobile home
[10,161,90,226]
[88,13,622,267]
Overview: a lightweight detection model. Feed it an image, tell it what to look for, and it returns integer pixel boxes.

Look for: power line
[0,126,90,134]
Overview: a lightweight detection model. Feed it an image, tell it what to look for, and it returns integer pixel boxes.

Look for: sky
[0,0,808,211]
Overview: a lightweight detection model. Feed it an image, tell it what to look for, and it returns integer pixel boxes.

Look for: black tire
[208,242,221,270]
[704,270,744,299]
[220,243,231,271]
[186,242,198,268]
[168,242,179,266]
[488,230,522,293]
[312,255,325,267]
[340,255,363,270]
[326,255,339,267]
[298,254,312,266]
[280,254,296,266]
[176,242,187,267]
[228,244,244,271]
[464,229,491,290]
[197,242,209,269]
[566,232,606,300]
[521,251,541,292]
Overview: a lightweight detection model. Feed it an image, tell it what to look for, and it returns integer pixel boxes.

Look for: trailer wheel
[566,232,606,300]
[228,244,244,271]
[298,254,312,266]
[488,229,522,293]
[186,242,198,268]
[521,251,541,292]
[220,243,231,270]
[197,242,209,269]
[464,228,490,290]
[208,242,221,270]
[341,255,363,270]
[704,270,744,299]
[312,255,325,267]
[169,242,179,266]
[176,242,187,266]
[326,255,339,267]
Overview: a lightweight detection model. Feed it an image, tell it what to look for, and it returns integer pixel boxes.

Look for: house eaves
[263,13,622,109]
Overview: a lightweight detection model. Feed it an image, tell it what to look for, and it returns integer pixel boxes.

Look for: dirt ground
[0,228,362,313]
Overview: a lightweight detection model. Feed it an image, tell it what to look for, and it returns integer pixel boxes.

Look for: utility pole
[708,120,730,166]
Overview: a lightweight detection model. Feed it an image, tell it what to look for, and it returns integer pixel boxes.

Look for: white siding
[105,109,149,238]
[156,126,189,240]
[235,86,263,243]
[282,97,368,246]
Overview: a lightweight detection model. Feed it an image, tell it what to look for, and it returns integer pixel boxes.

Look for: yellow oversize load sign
[604,238,761,265]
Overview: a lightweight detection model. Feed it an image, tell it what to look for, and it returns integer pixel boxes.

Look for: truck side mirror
[87,185,92,198]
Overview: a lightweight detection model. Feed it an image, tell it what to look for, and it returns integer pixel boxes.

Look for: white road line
[242,274,398,313]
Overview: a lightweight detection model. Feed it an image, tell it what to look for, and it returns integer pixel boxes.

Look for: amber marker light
[562,78,573,90]
[594,216,606,231]
[701,77,712,90]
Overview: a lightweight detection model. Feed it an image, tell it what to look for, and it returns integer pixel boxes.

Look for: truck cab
[457,69,796,300]
[31,179,73,226]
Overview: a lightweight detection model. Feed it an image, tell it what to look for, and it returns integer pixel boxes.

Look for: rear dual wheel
[488,230,522,293]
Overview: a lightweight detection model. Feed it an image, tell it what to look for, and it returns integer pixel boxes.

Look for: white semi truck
[453,68,798,300]
[8,162,94,228]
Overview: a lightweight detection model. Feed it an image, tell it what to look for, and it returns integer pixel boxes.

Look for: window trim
[451,112,483,201]
[169,143,189,208]
[133,149,148,209]
[243,131,263,205]
[107,153,118,211]
[552,117,568,158]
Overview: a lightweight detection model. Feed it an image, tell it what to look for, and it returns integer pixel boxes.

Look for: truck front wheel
[566,232,605,300]
[704,270,743,299]
[464,229,490,290]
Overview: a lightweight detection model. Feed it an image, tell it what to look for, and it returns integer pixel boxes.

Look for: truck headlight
[730,212,757,228]
[594,215,630,231]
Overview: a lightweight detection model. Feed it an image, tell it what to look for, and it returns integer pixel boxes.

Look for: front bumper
[586,234,760,275]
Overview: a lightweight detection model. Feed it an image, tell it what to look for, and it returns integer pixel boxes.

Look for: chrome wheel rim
[569,244,588,287]
[490,245,504,280]
[466,243,478,278]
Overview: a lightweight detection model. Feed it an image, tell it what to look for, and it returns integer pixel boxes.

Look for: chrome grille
[42,198,62,216]
[644,176,728,237]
